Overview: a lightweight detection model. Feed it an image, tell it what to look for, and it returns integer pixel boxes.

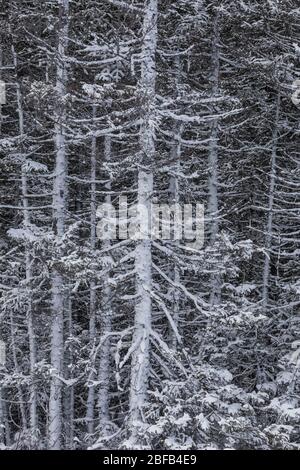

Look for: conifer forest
[0,0,300,450]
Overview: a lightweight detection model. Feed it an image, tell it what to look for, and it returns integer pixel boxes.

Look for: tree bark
[129,0,157,442]
[49,0,69,450]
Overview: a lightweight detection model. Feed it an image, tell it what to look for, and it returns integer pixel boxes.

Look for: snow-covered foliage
[0,0,299,451]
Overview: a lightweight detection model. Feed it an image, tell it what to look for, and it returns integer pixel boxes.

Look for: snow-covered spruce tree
[0,0,55,448]
[126,0,158,447]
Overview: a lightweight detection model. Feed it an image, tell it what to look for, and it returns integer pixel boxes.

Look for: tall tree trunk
[11,38,38,446]
[0,43,5,447]
[208,12,221,307]
[64,291,74,448]
[49,0,69,450]
[169,131,181,349]
[129,0,157,442]
[0,376,3,445]
[9,310,28,432]
[262,94,280,312]
[7,30,29,439]
[169,57,182,349]
[98,136,113,431]
[86,103,97,436]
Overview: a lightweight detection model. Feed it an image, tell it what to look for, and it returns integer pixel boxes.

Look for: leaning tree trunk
[129,0,157,443]
[49,0,69,450]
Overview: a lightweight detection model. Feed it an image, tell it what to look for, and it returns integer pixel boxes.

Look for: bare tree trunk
[129,0,157,442]
[49,0,69,450]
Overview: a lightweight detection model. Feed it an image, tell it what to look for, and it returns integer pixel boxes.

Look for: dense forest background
[0,0,300,450]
